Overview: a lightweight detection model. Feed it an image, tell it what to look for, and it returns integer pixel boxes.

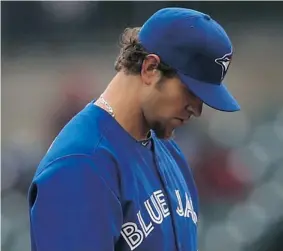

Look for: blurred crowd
[2,2,283,251]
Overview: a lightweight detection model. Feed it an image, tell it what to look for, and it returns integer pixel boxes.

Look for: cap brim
[178,72,240,112]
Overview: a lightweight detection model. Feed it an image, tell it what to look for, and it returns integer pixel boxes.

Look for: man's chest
[116,145,198,251]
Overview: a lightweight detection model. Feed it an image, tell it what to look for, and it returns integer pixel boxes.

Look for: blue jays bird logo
[215,52,232,81]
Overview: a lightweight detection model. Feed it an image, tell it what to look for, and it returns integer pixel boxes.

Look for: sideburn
[155,76,166,91]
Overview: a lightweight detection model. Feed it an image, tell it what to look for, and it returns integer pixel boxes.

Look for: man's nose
[187,98,203,117]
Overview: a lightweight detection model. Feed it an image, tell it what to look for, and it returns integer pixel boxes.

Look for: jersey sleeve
[28,154,123,251]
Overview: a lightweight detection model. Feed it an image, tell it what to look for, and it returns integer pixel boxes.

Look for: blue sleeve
[29,155,123,251]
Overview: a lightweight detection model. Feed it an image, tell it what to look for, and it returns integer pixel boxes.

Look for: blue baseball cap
[138,7,240,112]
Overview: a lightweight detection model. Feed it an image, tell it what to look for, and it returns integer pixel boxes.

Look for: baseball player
[28,7,240,251]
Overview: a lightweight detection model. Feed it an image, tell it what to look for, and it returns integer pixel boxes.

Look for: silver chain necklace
[98,96,115,117]
[97,96,151,147]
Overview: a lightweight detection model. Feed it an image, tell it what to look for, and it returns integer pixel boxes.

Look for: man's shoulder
[42,102,117,164]
[35,101,121,181]
[33,145,121,199]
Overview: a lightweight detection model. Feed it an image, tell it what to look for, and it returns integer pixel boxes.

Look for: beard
[151,120,175,140]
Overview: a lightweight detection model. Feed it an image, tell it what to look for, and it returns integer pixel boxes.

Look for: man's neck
[95,72,150,141]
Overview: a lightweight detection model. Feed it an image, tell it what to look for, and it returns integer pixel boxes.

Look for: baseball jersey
[28,101,199,251]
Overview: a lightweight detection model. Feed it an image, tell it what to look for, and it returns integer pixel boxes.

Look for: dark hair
[114,27,177,78]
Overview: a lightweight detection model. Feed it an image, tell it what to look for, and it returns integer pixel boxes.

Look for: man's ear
[141,54,161,85]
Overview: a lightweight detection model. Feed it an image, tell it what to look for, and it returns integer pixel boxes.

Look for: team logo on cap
[215,52,232,81]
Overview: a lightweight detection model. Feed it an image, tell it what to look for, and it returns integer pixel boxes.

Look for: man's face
[140,55,203,139]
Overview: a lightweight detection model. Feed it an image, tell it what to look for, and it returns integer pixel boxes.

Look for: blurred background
[1,1,283,251]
